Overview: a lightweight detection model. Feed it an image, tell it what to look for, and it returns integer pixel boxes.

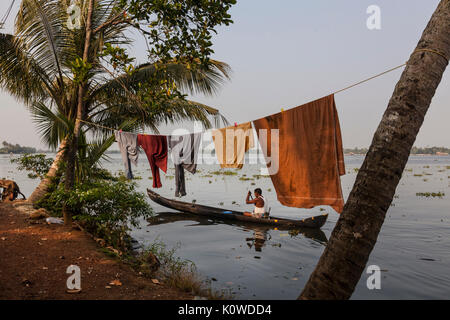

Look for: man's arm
[246,191,257,204]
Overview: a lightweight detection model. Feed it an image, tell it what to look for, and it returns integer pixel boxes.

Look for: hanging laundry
[252,95,346,213]
[212,122,254,169]
[115,131,139,179]
[168,133,202,197]
[138,134,168,188]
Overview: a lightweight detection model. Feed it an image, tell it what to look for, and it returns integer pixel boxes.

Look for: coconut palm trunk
[299,0,450,300]
[63,0,95,225]
[27,137,68,204]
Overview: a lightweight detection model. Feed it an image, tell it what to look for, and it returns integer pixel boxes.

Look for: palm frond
[90,59,231,101]
[29,101,75,150]
[15,0,70,90]
[0,33,54,104]
[75,133,116,182]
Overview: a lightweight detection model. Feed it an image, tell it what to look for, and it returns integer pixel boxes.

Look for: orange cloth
[252,95,345,213]
[212,122,254,169]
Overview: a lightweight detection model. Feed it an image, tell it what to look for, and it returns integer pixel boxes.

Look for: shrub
[38,179,153,251]
[11,154,53,179]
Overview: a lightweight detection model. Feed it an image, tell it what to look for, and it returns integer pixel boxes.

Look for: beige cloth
[212,122,254,169]
[252,95,345,213]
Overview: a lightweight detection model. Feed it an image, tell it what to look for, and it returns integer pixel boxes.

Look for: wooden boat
[147,189,328,229]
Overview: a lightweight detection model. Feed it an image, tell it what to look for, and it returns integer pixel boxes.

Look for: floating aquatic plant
[252,174,270,179]
[416,192,445,198]
[210,170,237,176]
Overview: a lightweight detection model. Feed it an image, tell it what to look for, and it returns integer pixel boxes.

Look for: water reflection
[245,227,270,252]
[147,211,328,253]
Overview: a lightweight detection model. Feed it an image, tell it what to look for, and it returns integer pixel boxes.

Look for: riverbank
[0,202,194,300]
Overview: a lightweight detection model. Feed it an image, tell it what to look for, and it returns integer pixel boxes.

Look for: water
[1,154,449,299]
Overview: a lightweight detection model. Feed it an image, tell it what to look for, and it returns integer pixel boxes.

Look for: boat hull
[147,189,328,229]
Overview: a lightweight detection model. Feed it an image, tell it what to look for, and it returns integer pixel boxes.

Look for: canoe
[147,189,328,229]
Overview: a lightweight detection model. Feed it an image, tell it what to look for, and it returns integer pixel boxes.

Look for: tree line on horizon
[2,139,449,155]
[0,141,36,154]
[344,146,450,155]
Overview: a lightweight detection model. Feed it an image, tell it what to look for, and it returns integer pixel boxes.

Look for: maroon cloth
[138,134,168,188]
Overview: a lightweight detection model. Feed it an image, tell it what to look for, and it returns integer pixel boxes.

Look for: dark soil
[0,202,193,300]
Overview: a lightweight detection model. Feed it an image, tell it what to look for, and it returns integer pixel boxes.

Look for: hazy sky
[0,0,448,149]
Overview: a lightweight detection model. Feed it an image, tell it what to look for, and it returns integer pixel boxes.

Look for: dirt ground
[0,202,193,300]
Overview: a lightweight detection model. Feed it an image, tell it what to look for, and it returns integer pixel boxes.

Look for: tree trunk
[63,0,95,226]
[299,0,450,300]
[27,137,69,204]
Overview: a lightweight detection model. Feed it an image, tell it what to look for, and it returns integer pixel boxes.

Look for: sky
[0,0,448,150]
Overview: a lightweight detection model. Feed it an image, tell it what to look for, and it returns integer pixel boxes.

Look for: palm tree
[0,0,231,211]
[299,0,449,299]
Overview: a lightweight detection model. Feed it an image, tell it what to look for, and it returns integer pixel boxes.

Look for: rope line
[412,48,449,62]
[331,63,406,95]
[77,119,117,132]
[77,61,410,134]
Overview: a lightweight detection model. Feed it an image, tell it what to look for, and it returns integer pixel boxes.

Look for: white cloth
[253,206,265,218]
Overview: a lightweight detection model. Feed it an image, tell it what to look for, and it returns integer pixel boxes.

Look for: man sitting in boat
[244,188,268,218]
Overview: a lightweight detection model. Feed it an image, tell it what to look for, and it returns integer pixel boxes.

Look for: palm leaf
[29,101,74,150]
[0,33,54,104]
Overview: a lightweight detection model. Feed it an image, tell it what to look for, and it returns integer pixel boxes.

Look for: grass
[134,241,231,299]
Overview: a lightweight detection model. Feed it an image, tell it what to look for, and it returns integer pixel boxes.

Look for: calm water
[1,154,449,299]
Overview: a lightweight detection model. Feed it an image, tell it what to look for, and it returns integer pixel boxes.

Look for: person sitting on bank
[243,188,268,218]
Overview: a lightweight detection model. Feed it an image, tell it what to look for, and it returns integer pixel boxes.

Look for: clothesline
[86,49,448,213]
[330,63,406,95]
[77,61,409,134]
